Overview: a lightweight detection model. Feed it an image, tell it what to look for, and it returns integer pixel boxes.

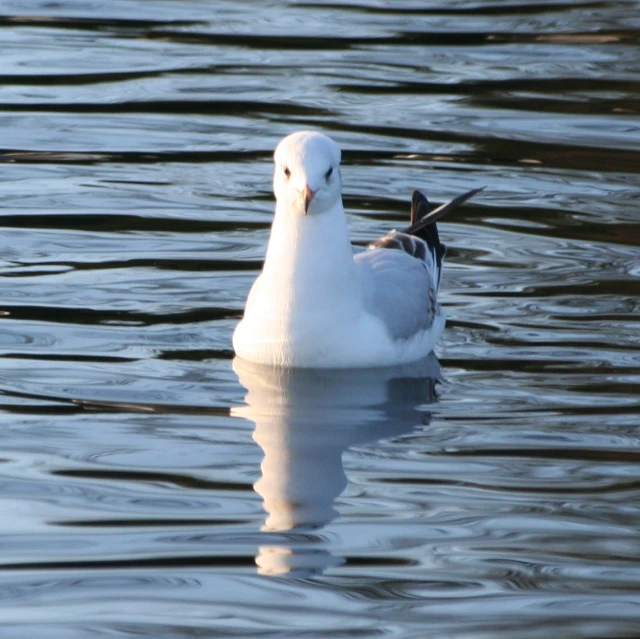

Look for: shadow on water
[232,355,440,577]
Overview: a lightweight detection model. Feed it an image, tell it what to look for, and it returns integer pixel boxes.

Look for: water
[0,0,639,636]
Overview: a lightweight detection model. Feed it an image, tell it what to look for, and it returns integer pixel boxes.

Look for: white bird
[233,130,481,368]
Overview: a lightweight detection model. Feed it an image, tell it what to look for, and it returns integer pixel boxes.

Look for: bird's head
[273,131,342,216]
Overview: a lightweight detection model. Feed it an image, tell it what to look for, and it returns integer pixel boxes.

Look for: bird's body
[233,131,480,368]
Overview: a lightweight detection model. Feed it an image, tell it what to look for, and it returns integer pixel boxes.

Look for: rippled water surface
[1,0,639,636]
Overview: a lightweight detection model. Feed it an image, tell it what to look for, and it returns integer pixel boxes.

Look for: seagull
[233,130,482,368]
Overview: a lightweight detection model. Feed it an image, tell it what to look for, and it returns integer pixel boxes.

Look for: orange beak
[301,185,315,214]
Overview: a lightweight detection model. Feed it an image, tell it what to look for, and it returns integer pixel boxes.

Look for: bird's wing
[402,187,484,236]
[353,187,483,341]
[354,247,440,341]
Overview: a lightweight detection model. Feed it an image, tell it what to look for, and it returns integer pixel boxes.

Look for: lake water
[0,0,639,637]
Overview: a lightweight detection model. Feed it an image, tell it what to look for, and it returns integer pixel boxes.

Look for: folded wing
[354,188,482,341]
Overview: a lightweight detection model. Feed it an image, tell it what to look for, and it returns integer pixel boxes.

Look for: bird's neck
[263,202,357,294]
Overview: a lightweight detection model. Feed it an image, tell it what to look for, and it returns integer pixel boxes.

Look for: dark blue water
[0,1,639,637]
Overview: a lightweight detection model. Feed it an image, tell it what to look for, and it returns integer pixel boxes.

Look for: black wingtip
[404,186,485,235]
[410,189,431,226]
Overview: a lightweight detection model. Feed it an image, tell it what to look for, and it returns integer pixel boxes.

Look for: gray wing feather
[353,187,483,341]
[354,245,439,340]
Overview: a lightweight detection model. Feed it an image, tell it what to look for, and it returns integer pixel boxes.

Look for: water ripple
[0,0,639,636]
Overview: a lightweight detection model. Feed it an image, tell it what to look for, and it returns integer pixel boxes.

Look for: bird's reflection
[231,353,441,576]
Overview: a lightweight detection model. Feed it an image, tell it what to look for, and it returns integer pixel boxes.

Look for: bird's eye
[283,166,291,178]
[325,167,333,180]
